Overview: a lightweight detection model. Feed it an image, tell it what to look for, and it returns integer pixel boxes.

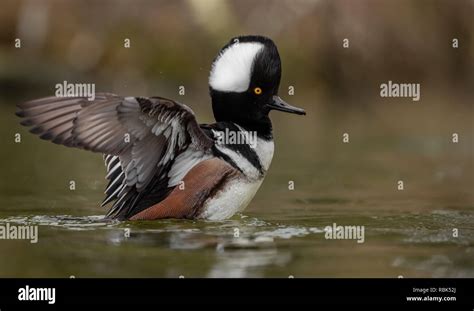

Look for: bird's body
[16,35,305,220]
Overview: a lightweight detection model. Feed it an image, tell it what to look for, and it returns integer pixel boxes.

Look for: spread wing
[16,93,214,219]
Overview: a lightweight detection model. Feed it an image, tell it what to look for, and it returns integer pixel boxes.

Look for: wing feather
[17,93,213,219]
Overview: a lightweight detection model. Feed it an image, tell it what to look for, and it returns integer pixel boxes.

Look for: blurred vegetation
[0,0,472,200]
[0,0,472,105]
[0,0,472,278]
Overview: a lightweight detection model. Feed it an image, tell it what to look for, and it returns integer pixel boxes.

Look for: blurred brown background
[0,0,473,278]
[0,0,472,211]
[1,0,473,213]
[0,0,472,102]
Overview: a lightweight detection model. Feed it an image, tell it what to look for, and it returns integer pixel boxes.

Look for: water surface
[0,95,472,277]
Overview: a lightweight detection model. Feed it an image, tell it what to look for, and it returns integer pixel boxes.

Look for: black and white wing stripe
[102,154,124,206]
[16,93,213,219]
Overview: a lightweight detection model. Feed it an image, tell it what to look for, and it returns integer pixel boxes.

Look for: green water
[0,94,473,277]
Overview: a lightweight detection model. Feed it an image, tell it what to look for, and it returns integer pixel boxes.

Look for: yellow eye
[254,87,262,95]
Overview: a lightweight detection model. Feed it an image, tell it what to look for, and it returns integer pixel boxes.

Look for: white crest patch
[209,42,264,92]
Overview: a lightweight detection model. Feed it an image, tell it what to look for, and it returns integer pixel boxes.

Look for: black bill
[267,96,306,115]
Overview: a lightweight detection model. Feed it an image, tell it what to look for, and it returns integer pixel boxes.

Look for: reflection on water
[0,214,322,277]
[1,208,473,277]
[209,249,291,278]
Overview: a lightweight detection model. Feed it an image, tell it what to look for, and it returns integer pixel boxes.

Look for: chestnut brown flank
[130,158,238,220]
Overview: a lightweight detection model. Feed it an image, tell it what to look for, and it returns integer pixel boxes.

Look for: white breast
[200,137,274,220]
[199,178,264,220]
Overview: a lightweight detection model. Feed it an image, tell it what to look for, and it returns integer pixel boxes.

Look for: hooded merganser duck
[16,35,306,221]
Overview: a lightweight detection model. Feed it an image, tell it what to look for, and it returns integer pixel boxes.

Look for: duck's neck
[234,117,273,141]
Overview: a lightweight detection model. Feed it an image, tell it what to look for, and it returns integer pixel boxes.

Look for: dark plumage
[16,35,305,220]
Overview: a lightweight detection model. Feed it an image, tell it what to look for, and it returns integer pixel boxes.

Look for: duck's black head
[209,35,305,139]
